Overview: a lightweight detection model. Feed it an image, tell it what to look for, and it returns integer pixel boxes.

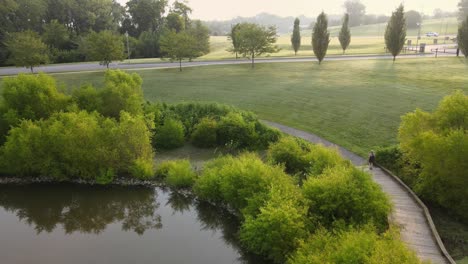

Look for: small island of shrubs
[0,70,422,263]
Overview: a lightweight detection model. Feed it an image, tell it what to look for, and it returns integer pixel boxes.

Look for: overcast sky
[117,0,459,21]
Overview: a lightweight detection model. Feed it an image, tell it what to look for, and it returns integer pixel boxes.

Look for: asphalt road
[0,50,454,76]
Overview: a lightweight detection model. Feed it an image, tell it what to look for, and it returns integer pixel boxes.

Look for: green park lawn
[41,57,468,157]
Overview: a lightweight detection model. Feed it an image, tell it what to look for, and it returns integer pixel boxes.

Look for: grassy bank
[29,57,467,157]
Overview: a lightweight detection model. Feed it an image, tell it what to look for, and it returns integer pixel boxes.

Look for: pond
[0,184,269,264]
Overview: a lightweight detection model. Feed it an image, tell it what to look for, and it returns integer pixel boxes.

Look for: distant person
[368,151,376,170]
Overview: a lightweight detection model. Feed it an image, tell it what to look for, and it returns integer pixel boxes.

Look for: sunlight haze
[117,0,459,20]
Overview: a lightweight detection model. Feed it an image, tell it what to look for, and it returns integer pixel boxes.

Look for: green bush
[0,111,154,182]
[306,144,348,176]
[71,84,102,112]
[267,137,312,175]
[1,73,69,121]
[156,160,196,188]
[154,118,185,150]
[217,112,257,149]
[191,117,218,148]
[130,158,155,179]
[194,153,291,215]
[399,90,468,220]
[240,185,308,263]
[99,70,144,119]
[288,227,420,264]
[302,166,391,231]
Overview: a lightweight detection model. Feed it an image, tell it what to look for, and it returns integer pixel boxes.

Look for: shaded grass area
[43,57,468,157]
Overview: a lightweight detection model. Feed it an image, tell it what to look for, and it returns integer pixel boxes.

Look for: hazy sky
[117,0,459,21]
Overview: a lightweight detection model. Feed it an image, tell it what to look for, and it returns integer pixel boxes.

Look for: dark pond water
[0,184,269,264]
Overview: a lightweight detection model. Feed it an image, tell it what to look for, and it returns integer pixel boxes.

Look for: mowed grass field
[31,57,468,157]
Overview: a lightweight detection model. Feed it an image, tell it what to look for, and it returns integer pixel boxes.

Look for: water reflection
[0,184,161,235]
[0,184,270,264]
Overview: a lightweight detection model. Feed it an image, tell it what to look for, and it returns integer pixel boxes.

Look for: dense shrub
[267,137,312,175]
[156,160,196,188]
[194,153,293,215]
[191,117,218,148]
[398,90,468,220]
[240,185,308,263]
[302,166,391,231]
[288,227,420,264]
[71,85,102,113]
[1,73,69,122]
[0,111,154,181]
[154,118,185,150]
[99,70,144,119]
[268,137,348,180]
[216,112,257,149]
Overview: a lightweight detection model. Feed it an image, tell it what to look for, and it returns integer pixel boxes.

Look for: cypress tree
[339,14,351,54]
[291,18,301,55]
[312,12,330,64]
[385,4,407,62]
[458,15,468,58]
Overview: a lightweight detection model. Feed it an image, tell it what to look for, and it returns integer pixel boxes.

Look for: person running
[368,151,376,170]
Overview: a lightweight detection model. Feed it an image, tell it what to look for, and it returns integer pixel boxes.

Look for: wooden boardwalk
[263,120,452,264]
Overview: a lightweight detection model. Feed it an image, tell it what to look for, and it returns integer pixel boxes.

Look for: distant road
[0,50,454,76]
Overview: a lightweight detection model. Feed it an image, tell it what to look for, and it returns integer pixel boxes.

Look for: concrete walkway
[263,120,451,264]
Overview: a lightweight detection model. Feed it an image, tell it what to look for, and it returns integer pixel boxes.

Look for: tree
[405,10,422,29]
[312,12,330,64]
[399,91,468,220]
[227,23,243,59]
[339,13,351,54]
[166,12,185,32]
[343,0,366,27]
[291,18,301,55]
[42,19,70,50]
[126,0,168,36]
[172,0,193,28]
[5,31,49,72]
[160,31,197,71]
[458,15,468,58]
[459,0,468,21]
[136,31,161,58]
[385,4,406,62]
[187,20,210,58]
[82,30,125,68]
[235,23,280,68]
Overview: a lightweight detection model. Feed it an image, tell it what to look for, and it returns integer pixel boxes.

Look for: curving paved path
[262,120,452,264]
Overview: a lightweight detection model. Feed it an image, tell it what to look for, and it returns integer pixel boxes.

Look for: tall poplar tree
[458,15,468,58]
[312,12,330,64]
[385,4,406,62]
[339,13,351,54]
[291,18,301,55]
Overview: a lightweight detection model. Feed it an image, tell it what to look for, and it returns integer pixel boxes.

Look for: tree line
[0,0,210,70]
[226,2,468,67]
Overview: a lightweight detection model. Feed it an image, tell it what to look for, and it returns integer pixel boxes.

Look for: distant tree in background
[160,31,197,71]
[82,30,125,68]
[459,0,468,21]
[405,10,422,29]
[166,12,186,32]
[344,0,366,27]
[126,0,168,36]
[228,23,243,59]
[172,0,193,28]
[312,12,330,64]
[235,23,280,68]
[187,20,210,59]
[339,14,351,54]
[291,18,301,55]
[5,31,49,72]
[42,20,71,50]
[385,4,406,62]
[458,15,468,57]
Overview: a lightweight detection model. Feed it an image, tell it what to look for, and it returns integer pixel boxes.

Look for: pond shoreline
[0,176,162,187]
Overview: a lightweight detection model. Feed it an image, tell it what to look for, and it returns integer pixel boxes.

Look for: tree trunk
[30,66,33,73]
[106,63,109,69]
[236,52,238,59]
[251,53,255,68]
[179,59,182,71]
[393,56,396,62]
